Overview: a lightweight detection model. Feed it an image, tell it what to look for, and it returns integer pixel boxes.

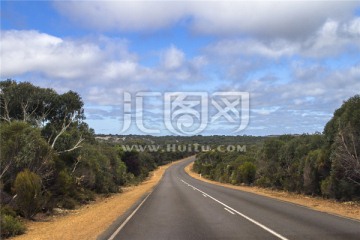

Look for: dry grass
[12,158,190,240]
[185,162,360,221]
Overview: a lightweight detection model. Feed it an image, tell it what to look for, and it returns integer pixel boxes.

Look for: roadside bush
[14,169,43,219]
[320,177,332,198]
[54,170,74,196]
[73,189,96,204]
[238,162,256,185]
[59,197,77,210]
[0,205,16,217]
[0,214,26,238]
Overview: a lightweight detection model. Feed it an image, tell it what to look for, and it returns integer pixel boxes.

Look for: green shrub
[0,214,26,238]
[60,197,77,210]
[73,189,96,204]
[55,170,74,196]
[320,177,332,198]
[238,162,256,185]
[0,205,16,217]
[14,169,43,218]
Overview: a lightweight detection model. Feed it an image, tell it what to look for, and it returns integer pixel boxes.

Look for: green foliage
[0,205,16,218]
[324,95,360,199]
[324,95,360,144]
[59,197,77,210]
[320,177,333,198]
[0,121,54,192]
[303,150,321,194]
[195,150,257,185]
[54,170,74,196]
[14,170,44,219]
[0,214,26,238]
[75,144,117,193]
[237,162,256,185]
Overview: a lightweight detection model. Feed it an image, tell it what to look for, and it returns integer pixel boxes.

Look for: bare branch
[0,162,11,180]
[57,136,85,154]
[336,129,360,186]
[21,101,29,122]
[50,113,74,149]
[71,156,82,174]
[1,98,11,122]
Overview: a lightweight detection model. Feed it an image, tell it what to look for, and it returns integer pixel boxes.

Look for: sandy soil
[185,162,360,221]
[12,157,191,240]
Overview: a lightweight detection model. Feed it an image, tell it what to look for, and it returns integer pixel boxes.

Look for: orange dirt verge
[12,157,191,240]
[185,162,360,221]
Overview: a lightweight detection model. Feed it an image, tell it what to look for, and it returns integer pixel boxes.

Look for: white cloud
[103,61,138,80]
[54,1,187,32]
[205,17,360,59]
[161,46,185,70]
[343,17,360,37]
[1,30,103,78]
[54,1,359,38]
[0,30,207,106]
[252,106,281,115]
[206,39,298,59]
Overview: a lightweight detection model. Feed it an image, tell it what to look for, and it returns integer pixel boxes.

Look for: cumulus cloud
[54,1,359,39]
[161,46,185,70]
[1,30,103,78]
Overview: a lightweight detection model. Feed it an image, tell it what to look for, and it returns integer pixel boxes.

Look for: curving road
[101,156,360,240]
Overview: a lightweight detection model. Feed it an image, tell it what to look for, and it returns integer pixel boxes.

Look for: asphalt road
[103,156,360,240]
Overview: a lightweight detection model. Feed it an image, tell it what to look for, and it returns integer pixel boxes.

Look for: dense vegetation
[194,95,360,201]
[0,80,191,238]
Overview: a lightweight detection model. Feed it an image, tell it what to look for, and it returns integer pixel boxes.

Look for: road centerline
[224,208,235,215]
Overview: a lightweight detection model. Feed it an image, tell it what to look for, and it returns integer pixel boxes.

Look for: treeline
[97,134,266,146]
[194,95,360,201]
[0,80,190,238]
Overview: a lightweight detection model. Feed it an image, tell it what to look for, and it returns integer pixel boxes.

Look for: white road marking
[107,192,152,240]
[224,207,235,215]
[202,194,207,198]
[181,179,288,240]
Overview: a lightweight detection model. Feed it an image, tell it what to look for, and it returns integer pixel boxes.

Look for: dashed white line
[224,207,235,215]
[181,179,288,240]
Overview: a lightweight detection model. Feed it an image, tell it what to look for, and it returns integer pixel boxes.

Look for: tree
[1,80,86,154]
[322,95,360,199]
[0,80,57,125]
[256,138,285,188]
[303,150,321,194]
[0,122,54,192]
[41,90,85,153]
[335,127,360,185]
[121,151,142,177]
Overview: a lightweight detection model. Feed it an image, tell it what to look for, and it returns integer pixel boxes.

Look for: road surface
[101,156,360,240]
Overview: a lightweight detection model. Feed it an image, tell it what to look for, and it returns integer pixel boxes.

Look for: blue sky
[1,1,360,136]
